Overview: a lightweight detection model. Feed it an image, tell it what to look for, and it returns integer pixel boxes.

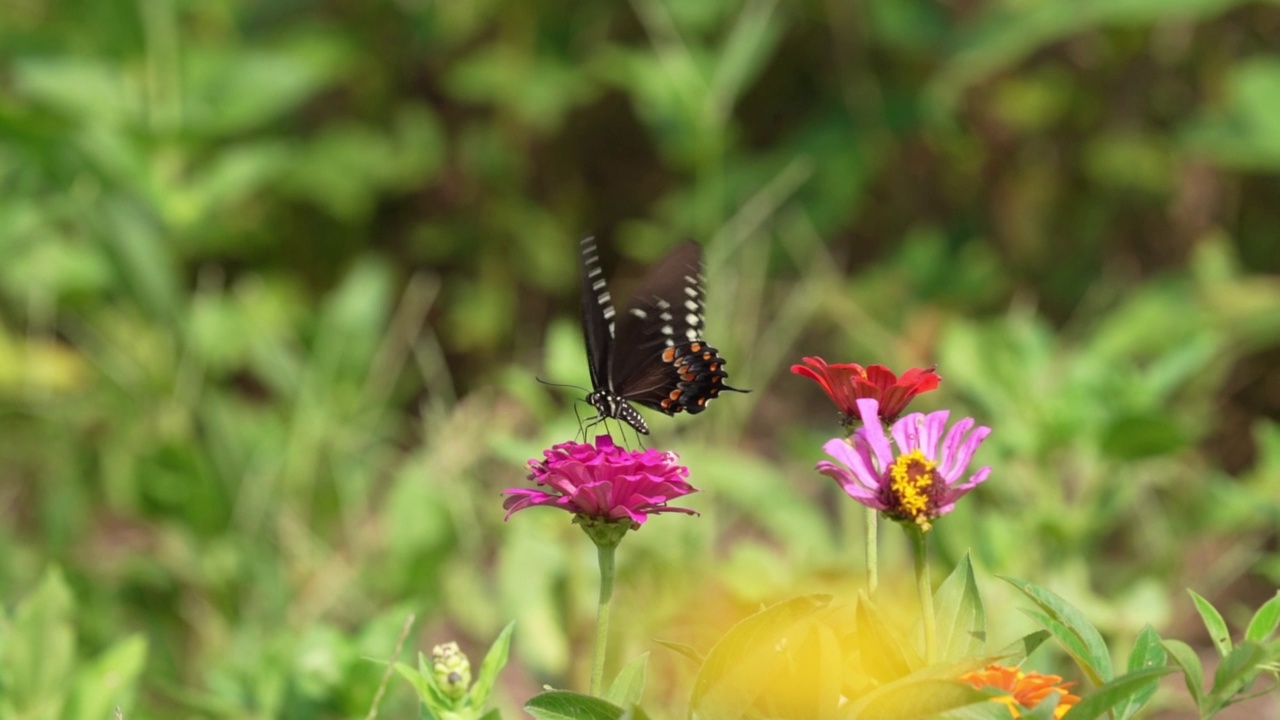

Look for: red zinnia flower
[791,357,941,425]
[960,664,1080,718]
[503,435,698,527]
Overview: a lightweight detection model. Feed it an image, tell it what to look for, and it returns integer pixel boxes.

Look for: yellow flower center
[888,449,937,531]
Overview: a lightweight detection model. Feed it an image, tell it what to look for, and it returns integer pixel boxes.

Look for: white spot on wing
[685,313,699,326]
[630,308,648,319]
[685,328,699,340]
[592,279,606,290]
[684,299,698,312]
[684,286,698,298]
[598,292,611,305]
[656,299,670,309]
[661,325,674,335]
[603,307,615,319]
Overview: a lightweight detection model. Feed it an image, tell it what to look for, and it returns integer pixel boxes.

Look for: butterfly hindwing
[577,238,747,434]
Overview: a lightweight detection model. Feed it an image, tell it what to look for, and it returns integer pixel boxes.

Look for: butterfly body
[578,237,746,435]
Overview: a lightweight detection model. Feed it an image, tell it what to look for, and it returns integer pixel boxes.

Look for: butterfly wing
[578,236,615,392]
[610,242,743,416]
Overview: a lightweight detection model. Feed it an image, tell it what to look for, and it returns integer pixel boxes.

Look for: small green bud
[431,641,471,700]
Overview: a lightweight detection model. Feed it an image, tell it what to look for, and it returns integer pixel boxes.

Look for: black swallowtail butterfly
[578,237,748,435]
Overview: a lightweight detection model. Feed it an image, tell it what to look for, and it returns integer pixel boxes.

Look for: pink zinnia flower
[503,436,698,527]
[790,357,940,426]
[816,398,990,531]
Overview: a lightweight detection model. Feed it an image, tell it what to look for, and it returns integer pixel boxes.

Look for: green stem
[865,507,878,594]
[590,542,617,696]
[911,526,936,664]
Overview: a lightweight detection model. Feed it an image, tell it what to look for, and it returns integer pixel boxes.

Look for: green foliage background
[2,0,1279,717]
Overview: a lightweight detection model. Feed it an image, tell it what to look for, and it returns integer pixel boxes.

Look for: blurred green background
[2,0,1280,717]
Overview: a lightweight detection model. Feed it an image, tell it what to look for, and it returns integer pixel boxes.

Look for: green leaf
[605,652,648,708]
[688,594,834,720]
[1245,592,1280,642]
[934,553,987,663]
[1062,666,1175,720]
[1206,640,1269,711]
[852,678,990,720]
[1,567,77,718]
[1161,639,1204,709]
[1002,577,1113,684]
[992,630,1051,663]
[469,621,516,708]
[935,701,1020,719]
[1188,590,1232,658]
[395,662,449,711]
[1021,609,1103,687]
[1113,625,1165,720]
[69,634,148,720]
[856,594,925,684]
[653,639,705,666]
[524,690,625,720]
[618,705,654,720]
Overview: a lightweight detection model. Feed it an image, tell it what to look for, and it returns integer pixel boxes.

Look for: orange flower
[960,664,1081,718]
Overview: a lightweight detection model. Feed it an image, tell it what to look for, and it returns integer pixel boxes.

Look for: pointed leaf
[1161,638,1204,709]
[606,653,649,708]
[653,639,704,666]
[395,662,450,711]
[1114,625,1165,720]
[70,634,148,720]
[1245,592,1280,642]
[469,621,516,707]
[856,595,924,684]
[992,630,1050,663]
[1206,640,1269,711]
[688,594,832,720]
[934,553,987,663]
[1002,577,1112,683]
[618,705,654,720]
[1062,666,1174,720]
[524,690,625,720]
[1020,609,1104,687]
[1188,590,1232,658]
[3,567,77,718]
[853,679,990,719]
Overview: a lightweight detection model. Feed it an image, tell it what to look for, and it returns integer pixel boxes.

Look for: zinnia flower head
[790,357,940,427]
[503,435,698,530]
[816,398,990,532]
[960,664,1080,718]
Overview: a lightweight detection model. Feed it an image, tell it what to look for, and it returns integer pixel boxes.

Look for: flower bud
[431,641,471,700]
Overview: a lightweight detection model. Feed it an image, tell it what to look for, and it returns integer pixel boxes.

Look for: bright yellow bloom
[960,664,1080,718]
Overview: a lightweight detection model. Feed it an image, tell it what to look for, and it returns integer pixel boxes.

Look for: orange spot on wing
[697,397,706,407]
[662,346,676,363]
[690,342,702,352]
[669,389,683,401]
[703,352,712,360]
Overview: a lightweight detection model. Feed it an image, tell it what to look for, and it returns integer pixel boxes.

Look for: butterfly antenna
[536,376,589,393]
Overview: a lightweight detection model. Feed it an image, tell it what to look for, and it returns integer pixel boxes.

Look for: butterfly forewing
[578,236,615,392]
[609,242,704,386]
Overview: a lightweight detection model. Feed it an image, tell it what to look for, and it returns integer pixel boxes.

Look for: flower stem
[911,526,936,664]
[865,507,878,594]
[590,541,617,696]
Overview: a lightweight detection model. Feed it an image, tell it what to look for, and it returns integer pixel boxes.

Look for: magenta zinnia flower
[816,398,990,531]
[503,435,698,527]
[790,357,940,426]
